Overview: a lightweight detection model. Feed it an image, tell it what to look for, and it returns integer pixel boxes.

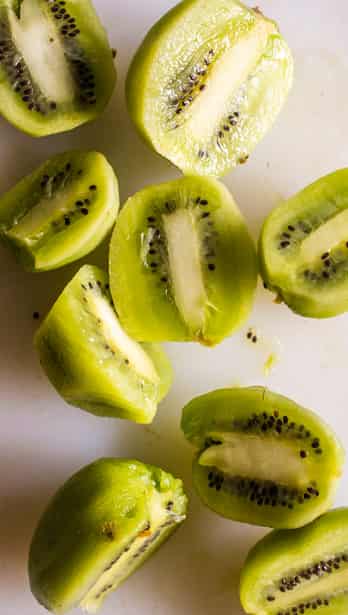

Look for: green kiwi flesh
[29,458,188,614]
[259,169,348,318]
[109,176,257,345]
[35,265,173,423]
[240,508,348,615]
[181,387,344,528]
[0,151,119,271]
[0,0,116,136]
[126,0,293,177]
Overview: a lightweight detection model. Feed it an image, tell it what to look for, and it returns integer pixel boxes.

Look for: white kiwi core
[199,433,315,488]
[9,0,75,104]
[162,207,207,335]
[87,292,160,384]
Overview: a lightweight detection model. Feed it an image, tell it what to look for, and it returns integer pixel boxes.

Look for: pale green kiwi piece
[259,169,348,318]
[181,387,344,529]
[109,175,257,345]
[240,508,348,615]
[0,150,119,271]
[35,265,173,423]
[126,0,293,177]
[29,458,188,613]
[0,0,116,136]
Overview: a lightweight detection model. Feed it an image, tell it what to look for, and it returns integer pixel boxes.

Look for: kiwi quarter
[0,0,116,136]
[259,169,348,318]
[0,151,119,272]
[126,0,293,177]
[240,508,348,615]
[109,176,257,345]
[29,458,188,614]
[35,265,173,423]
[181,387,344,529]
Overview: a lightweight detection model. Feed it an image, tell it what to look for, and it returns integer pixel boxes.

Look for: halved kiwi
[29,458,188,614]
[240,508,348,615]
[109,176,257,345]
[181,387,344,529]
[126,0,293,177]
[0,151,119,271]
[0,0,116,136]
[35,265,173,423]
[259,169,348,318]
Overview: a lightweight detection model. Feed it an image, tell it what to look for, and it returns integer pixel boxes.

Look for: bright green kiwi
[260,169,348,318]
[181,387,344,529]
[240,508,348,615]
[35,265,173,423]
[126,0,293,177]
[0,0,116,137]
[0,151,119,272]
[109,175,257,345]
[29,458,188,614]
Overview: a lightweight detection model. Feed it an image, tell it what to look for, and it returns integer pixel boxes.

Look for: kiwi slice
[126,0,293,177]
[35,265,173,423]
[259,169,348,318]
[0,0,116,136]
[109,176,257,345]
[29,458,188,614]
[0,151,119,271]
[181,387,344,529]
[240,508,348,615]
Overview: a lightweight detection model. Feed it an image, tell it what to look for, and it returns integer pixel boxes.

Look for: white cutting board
[1,1,348,614]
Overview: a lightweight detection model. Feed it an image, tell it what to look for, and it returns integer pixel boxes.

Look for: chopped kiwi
[181,387,344,529]
[109,176,257,345]
[240,508,348,615]
[29,458,188,614]
[35,265,173,423]
[0,151,119,272]
[259,169,348,318]
[0,0,116,136]
[126,0,293,177]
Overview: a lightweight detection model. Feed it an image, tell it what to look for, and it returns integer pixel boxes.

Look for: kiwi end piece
[0,151,119,272]
[109,175,257,345]
[259,168,348,318]
[240,508,348,615]
[126,0,293,176]
[29,459,188,613]
[35,265,173,423]
[182,387,344,528]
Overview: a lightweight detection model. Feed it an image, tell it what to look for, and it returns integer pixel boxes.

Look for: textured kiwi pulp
[240,509,348,615]
[126,0,293,176]
[0,0,116,136]
[110,176,257,345]
[259,169,348,318]
[80,490,185,614]
[181,388,344,528]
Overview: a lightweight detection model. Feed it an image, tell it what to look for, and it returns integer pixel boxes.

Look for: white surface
[1,2,348,614]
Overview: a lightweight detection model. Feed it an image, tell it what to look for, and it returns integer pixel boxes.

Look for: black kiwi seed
[81,208,89,215]
[32,311,40,320]
[208,264,216,271]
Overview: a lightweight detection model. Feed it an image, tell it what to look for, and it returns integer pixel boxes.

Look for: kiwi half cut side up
[0,0,116,136]
[109,176,257,345]
[181,387,344,529]
[0,151,119,272]
[29,458,188,614]
[35,265,173,423]
[240,508,348,615]
[259,169,348,318]
[126,0,293,177]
